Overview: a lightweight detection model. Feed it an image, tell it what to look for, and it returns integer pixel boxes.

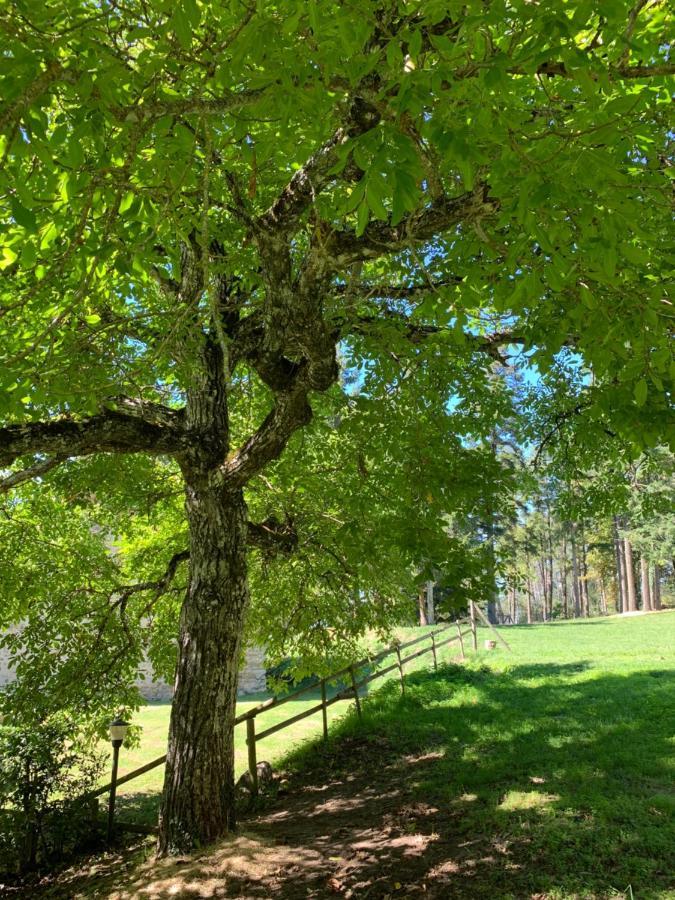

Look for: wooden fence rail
[95,616,499,835]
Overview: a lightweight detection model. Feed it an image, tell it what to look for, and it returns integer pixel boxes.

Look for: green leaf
[10,198,37,232]
[366,180,389,220]
[171,8,192,48]
[0,246,18,270]
[355,200,370,236]
[634,378,648,407]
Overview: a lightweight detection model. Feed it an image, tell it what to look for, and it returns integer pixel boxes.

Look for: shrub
[0,716,105,874]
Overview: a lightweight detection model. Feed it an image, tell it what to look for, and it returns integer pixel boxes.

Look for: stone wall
[0,640,267,700]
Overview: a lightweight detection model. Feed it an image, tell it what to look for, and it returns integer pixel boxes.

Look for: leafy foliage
[0,716,104,874]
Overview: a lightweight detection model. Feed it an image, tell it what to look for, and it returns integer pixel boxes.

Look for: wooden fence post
[470,602,477,652]
[106,742,121,843]
[350,665,362,718]
[431,633,438,670]
[396,646,405,695]
[472,602,513,652]
[456,622,465,659]
[246,716,258,796]
[320,678,328,740]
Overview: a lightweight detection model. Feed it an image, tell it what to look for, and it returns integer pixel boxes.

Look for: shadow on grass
[18,660,675,899]
[235,661,673,898]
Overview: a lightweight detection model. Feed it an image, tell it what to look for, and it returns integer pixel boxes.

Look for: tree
[1,0,672,853]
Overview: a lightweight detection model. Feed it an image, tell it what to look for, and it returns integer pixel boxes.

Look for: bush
[0,717,105,874]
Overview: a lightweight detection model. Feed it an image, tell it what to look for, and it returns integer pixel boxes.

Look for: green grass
[110,688,353,824]
[283,612,675,899]
[109,627,465,824]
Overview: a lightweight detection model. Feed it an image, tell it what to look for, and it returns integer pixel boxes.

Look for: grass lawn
[279,611,675,898]
[20,611,675,899]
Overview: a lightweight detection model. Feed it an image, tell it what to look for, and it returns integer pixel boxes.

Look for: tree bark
[546,506,554,618]
[157,478,249,855]
[652,564,662,610]
[418,587,428,626]
[623,536,637,612]
[613,517,625,613]
[157,336,250,855]
[570,523,581,618]
[640,556,652,611]
[561,530,569,619]
[579,523,590,618]
[426,581,436,625]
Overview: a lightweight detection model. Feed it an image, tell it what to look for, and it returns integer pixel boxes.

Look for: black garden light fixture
[107,717,129,842]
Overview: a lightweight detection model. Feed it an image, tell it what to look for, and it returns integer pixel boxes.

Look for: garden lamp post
[107,717,129,842]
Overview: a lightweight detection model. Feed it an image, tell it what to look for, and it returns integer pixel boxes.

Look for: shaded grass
[108,628,465,825]
[279,612,675,898]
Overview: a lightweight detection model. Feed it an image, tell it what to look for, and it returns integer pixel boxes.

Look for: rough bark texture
[615,517,628,613]
[652,565,662,610]
[570,524,581,618]
[561,531,569,618]
[157,478,249,855]
[418,588,428,626]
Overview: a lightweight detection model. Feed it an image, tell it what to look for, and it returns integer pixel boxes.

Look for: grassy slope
[283,612,675,898]
[111,626,464,822]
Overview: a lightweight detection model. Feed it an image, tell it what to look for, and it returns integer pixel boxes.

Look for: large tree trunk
[546,507,554,618]
[561,530,569,619]
[624,536,637,612]
[640,556,652,611]
[426,581,436,625]
[579,524,590,618]
[157,336,249,856]
[158,479,249,855]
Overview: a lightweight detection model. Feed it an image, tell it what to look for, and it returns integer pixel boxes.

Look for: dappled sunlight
[58,655,673,899]
[497,790,560,811]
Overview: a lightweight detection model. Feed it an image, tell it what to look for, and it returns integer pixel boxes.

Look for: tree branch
[247,515,298,554]
[0,411,188,467]
[0,454,67,494]
[257,96,380,234]
[119,516,297,610]
[332,277,463,300]
[323,186,498,269]
[345,310,524,361]
[111,397,185,428]
[222,377,313,487]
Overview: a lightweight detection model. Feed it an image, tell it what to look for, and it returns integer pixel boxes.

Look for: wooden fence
[94,604,499,835]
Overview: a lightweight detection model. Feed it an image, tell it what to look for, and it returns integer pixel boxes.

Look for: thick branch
[116,550,191,603]
[114,87,271,123]
[325,186,497,268]
[257,96,380,234]
[332,278,463,300]
[247,516,298,554]
[0,411,188,467]
[346,312,524,360]
[222,378,313,487]
[111,397,185,428]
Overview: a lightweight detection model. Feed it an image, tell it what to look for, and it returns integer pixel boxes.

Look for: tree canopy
[1,0,673,854]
